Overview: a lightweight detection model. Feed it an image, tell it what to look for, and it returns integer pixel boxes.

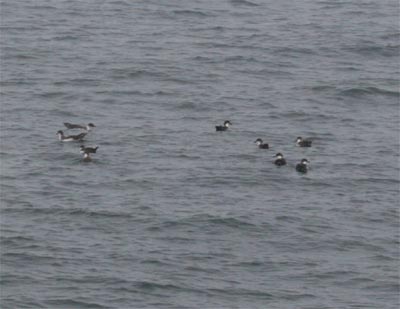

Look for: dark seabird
[64,122,96,131]
[274,153,287,166]
[215,120,232,131]
[295,136,312,147]
[254,138,269,149]
[80,145,99,154]
[57,130,86,142]
[296,158,310,173]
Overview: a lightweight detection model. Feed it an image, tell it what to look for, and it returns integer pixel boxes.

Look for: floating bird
[215,120,232,131]
[82,152,92,162]
[64,122,96,131]
[274,153,287,166]
[80,145,99,154]
[57,130,86,142]
[295,136,312,147]
[254,138,269,149]
[296,158,310,173]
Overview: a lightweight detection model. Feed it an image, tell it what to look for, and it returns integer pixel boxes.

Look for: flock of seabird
[57,123,98,162]
[215,120,312,174]
[57,120,312,172]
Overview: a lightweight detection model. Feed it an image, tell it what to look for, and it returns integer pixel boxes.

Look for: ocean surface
[1,0,399,308]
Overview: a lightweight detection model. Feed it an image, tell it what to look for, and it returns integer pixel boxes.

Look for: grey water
[1,0,399,308]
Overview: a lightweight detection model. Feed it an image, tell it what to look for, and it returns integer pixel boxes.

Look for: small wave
[275,215,299,223]
[192,55,215,63]
[2,252,58,264]
[3,207,132,219]
[343,10,366,16]
[279,110,308,119]
[0,26,45,33]
[130,280,209,295]
[46,299,107,309]
[284,293,317,301]
[313,270,359,281]
[126,70,164,79]
[338,86,399,98]
[194,26,226,32]
[140,259,172,267]
[222,55,259,63]
[344,44,399,57]
[247,68,293,77]
[134,281,179,290]
[68,78,101,86]
[257,101,277,108]
[26,5,57,10]
[108,0,130,6]
[1,106,41,114]
[7,53,39,60]
[318,1,349,9]
[175,101,211,111]
[370,253,398,262]
[69,209,132,218]
[363,281,400,293]
[208,287,273,299]
[173,10,210,17]
[232,260,265,267]
[95,90,175,97]
[48,109,77,117]
[0,79,35,86]
[53,35,79,41]
[110,68,166,80]
[155,214,257,231]
[36,91,68,98]
[176,101,196,110]
[229,0,259,7]
[166,77,195,85]
[344,277,375,285]
[1,236,37,247]
[195,42,234,49]
[351,177,399,186]
[311,85,336,92]
[111,69,193,85]
[380,33,400,41]
[275,46,317,56]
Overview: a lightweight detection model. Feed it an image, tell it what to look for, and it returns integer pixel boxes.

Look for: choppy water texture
[1,0,399,308]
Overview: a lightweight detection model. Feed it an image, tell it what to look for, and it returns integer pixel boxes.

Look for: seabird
[64,123,96,131]
[296,158,310,173]
[295,136,312,147]
[215,120,232,131]
[57,130,87,142]
[254,138,269,149]
[80,145,99,154]
[82,152,92,162]
[274,153,287,166]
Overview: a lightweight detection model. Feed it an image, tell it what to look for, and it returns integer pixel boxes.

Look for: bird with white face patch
[295,136,312,147]
[274,153,287,166]
[215,120,232,131]
[254,138,269,149]
[82,152,92,162]
[296,158,310,173]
